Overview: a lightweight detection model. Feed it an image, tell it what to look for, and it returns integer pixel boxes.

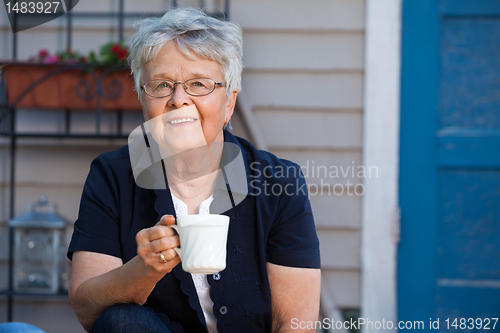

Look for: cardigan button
[213,273,221,280]
[219,306,228,315]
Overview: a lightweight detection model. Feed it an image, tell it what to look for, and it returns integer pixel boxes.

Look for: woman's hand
[135,214,181,275]
[69,215,181,331]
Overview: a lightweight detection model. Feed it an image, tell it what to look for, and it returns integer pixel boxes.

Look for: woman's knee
[91,304,146,332]
[90,304,169,333]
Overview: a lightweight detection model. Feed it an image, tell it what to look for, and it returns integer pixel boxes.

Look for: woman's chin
[149,119,206,155]
[157,134,207,156]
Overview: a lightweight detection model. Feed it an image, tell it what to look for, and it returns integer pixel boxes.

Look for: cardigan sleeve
[265,163,321,269]
[67,155,122,260]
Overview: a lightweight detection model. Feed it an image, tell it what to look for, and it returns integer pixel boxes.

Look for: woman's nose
[167,83,193,108]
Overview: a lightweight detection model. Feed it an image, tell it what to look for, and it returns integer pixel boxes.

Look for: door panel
[441,18,500,129]
[438,170,500,279]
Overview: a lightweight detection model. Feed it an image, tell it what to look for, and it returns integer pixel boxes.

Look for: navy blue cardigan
[68,130,320,333]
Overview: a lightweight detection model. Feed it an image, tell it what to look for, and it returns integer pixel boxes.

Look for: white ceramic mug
[170,214,230,274]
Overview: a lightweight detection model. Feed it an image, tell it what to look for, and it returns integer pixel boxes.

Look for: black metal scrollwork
[75,64,126,134]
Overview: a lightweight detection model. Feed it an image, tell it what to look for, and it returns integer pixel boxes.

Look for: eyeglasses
[141,78,226,98]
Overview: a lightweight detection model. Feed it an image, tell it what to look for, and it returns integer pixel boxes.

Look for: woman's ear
[225,90,238,120]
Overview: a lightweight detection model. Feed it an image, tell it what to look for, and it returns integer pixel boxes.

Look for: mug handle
[169,225,182,260]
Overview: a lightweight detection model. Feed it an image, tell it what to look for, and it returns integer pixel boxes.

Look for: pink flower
[38,49,49,58]
[42,55,61,64]
[116,49,128,60]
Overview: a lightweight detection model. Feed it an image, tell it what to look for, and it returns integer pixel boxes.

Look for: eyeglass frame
[141,78,226,98]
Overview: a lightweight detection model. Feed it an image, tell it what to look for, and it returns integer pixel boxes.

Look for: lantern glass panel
[14,228,61,293]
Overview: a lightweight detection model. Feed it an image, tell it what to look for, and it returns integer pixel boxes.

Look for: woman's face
[140,41,237,153]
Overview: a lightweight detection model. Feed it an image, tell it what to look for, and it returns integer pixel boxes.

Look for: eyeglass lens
[145,78,217,97]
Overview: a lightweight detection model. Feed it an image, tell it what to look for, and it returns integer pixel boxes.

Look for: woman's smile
[167,117,199,125]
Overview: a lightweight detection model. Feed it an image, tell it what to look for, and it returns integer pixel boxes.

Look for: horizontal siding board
[5,146,113,185]
[0,184,85,221]
[74,0,169,13]
[12,28,127,60]
[322,269,361,308]
[14,109,142,135]
[230,110,254,144]
[16,185,82,222]
[255,110,362,149]
[232,0,364,30]
[0,5,8,26]
[242,73,363,109]
[122,0,175,12]
[0,225,7,262]
[318,230,360,269]
[310,193,361,229]
[0,263,7,290]
[72,0,122,12]
[16,31,66,61]
[16,110,66,133]
[0,187,10,223]
[70,30,130,54]
[243,32,364,70]
[271,150,363,185]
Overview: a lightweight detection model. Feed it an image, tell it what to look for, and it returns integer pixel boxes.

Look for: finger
[156,214,176,226]
[135,228,150,245]
[136,226,172,244]
[148,235,180,253]
[159,248,179,262]
[144,225,175,242]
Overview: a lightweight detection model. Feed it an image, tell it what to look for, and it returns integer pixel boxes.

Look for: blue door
[399,0,500,330]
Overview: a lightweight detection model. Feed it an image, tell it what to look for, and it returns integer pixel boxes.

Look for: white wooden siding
[243,73,363,108]
[310,192,361,229]
[232,0,364,30]
[254,109,362,149]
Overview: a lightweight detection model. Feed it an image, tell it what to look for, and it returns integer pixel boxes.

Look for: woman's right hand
[135,214,181,275]
[69,215,180,331]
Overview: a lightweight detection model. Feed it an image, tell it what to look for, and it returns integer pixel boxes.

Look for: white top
[171,193,218,333]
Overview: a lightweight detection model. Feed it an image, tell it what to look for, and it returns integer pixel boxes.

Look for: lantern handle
[26,196,56,212]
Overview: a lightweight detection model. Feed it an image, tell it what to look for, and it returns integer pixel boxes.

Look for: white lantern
[8,196,69,294]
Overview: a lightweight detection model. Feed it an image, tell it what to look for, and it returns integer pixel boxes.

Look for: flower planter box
[2,62,142,111]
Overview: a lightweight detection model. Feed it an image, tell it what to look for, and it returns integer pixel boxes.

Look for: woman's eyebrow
[149,72,213,80]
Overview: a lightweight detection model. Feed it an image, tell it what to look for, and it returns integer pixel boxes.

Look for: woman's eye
[191,81,205,87]
[157,82,171,89]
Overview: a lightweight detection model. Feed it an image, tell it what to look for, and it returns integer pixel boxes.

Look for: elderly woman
[67,8,320,333]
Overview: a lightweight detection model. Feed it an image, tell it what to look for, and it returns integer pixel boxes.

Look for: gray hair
[129,8,243,99]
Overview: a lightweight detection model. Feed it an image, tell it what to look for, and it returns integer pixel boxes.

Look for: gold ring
[159,253,167,263]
